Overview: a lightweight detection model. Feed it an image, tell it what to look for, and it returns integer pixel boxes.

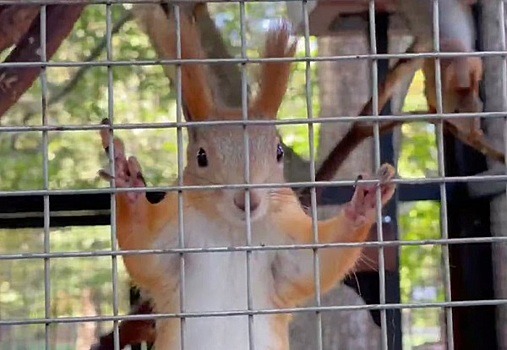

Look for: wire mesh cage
[0,1,506,350]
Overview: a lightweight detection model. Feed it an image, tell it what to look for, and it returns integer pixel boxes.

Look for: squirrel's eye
[197,148,208,167]
[276,144,284,163]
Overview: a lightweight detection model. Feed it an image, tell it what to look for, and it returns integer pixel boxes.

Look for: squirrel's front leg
[98,119,178,287]
[272,164,396,306]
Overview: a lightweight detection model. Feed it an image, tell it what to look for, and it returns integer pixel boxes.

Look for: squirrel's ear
[176,14,215,121]
[251,21,297,119]
[133,4,214,121]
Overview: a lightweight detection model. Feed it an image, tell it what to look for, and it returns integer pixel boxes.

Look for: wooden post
[289,18,381,349]
[479,1,507,349]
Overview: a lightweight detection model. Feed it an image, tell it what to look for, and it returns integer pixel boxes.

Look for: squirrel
[396,0,484,141]
[96,5,397,350]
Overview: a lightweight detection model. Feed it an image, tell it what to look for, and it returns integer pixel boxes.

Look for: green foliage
[398,71,438,179]
[398,122,438,178]
[399,201,443,303]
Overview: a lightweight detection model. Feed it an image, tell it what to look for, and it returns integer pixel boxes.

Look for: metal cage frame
[0,1,506,350]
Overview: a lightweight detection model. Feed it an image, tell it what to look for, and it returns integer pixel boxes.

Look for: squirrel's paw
[343,163,396,227]
[98,118,146,203]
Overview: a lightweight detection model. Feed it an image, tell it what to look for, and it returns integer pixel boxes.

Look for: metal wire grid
[104,1,121,346]
[39,5,51,349]
[301,0,323,347]
[0,1,506,350]
[367,2,388,348]
[173,6,188,349]
[431,1,453,347]
[0,50,506,69]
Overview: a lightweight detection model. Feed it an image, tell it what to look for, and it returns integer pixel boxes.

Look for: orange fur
[103,162,394,349]
[271,188,372,305]
[134,4,214,120]
[101,6,396,349]
[116,191,178,289]
[423,51,483,139]
[135,5,296,122]
[269,174,394,307]
[169,13,215,120]
[396,0,485,140]
[251,22,297,118]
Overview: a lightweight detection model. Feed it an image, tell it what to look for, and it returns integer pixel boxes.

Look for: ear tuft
[251,20,298,119]
[176,14,216,121]
[265,20,297,57]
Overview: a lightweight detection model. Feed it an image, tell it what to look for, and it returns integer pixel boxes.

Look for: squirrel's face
[184,124,285,226]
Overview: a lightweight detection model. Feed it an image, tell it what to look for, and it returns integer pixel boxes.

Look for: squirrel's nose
[234,192,260,212]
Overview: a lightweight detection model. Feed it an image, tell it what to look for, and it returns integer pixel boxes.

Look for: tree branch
[299,110,505,208]
[0,5,40,53]
[317,56,423,181]
[298,120,403,207]
[357,58,423,117]
[299,45,505,207]
[298,56,422,206]
[446,124,505,162]
[409,111,505,163]
[193,3,245,107]
[47,10,133,107]
[0,5,85,119]
[9,9,133,130]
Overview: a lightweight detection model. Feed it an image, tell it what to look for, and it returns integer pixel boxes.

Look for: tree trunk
[289,30,381,350]
[480,1,507,349]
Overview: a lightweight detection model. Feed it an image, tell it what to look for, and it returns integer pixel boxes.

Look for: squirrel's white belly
[183,251,277,349]
[154,211,284,349]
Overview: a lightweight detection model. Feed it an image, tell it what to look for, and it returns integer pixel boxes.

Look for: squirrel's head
[171,14,296,225]
[443,56,483,113]
[184,122,284,225]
